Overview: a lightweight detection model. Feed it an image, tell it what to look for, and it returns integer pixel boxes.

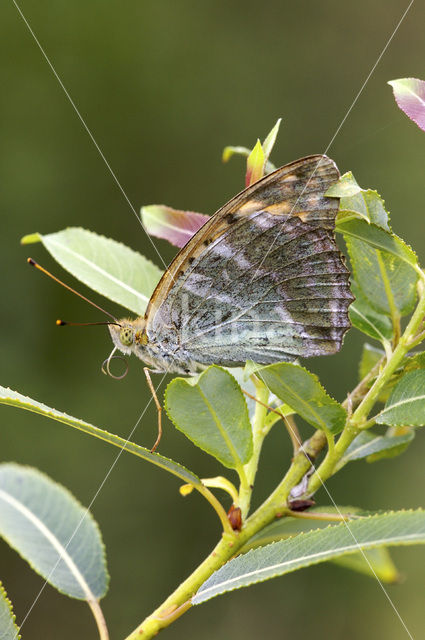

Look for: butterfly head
[108,318,147,356]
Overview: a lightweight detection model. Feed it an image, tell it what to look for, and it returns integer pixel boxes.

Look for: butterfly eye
[119,327,134,347]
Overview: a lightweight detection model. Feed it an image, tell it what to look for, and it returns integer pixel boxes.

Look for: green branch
[124,430,327,640]
[307,280,425,494]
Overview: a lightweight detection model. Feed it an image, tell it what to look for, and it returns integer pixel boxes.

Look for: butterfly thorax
[108,318,201,374]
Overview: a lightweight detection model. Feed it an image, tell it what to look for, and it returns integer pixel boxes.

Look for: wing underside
[146,155,353,367]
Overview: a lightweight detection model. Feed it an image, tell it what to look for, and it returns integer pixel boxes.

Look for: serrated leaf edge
[36,227,163,312]
[0,463,109,601]
[259,362,346,433]
[344,234,418,317]
[0,385,201,487]
[0,580,21,639]
[194,509,425,603]
[164,366,252,469]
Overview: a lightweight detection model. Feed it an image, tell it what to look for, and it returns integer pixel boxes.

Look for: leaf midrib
[0,489,94,601]
[379,394,425,414]
[197,531,424,600]
[45,236,150,303]
[262,370,340,433]
[349,304,389,342]
[197,385,244,469]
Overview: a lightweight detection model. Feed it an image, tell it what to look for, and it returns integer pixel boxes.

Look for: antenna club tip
[27,258,36,266]
[56,319,66,326]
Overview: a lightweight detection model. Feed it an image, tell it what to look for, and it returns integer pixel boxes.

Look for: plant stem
[239,380,269,518]
[88,599,109,640]
[201,476,239,503]
[281,509,352,522]
[125,283,425,640]
[123,532,238,639]
[124,430,327,640]
[352,284,425,425]
[197,485,234,534]
[376,250,401,345]
[307,422,359,494]
[282,414,302,454]
[308,283,425,494]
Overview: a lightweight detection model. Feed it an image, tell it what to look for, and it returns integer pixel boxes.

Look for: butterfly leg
[144,367,163,453]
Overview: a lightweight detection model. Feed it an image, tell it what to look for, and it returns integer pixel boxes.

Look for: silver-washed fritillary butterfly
[108,155,354,375]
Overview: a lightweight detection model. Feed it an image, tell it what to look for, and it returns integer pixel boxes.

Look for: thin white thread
[10,1,415,638]
[11,0,168,273]
[260,382,415,640]
[14,371,168,637]
[304,439,413,638]
[250,0,415,283]
[323,0,416,157]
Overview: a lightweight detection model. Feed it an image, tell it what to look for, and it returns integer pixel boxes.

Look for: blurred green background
[1,1,425,638]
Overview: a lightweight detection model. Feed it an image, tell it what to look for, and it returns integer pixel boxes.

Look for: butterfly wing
[145,155,353,368]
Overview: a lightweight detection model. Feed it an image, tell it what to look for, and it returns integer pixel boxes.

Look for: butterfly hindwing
[145,155,353,369]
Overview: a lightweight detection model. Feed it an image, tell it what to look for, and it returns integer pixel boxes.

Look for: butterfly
[108,154,354,376]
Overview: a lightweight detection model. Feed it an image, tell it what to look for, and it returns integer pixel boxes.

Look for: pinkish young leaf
[245,139,265,187]
[141,205,209,249]
[388,78,425,132]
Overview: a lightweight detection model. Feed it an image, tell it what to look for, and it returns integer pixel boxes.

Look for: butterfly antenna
[27,258,120,325]
[57,320,119,327]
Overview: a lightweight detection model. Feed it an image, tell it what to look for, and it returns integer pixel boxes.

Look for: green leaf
[222,120,281,174]
[336,430,414,469]
[164,366,253,469]
[21,228,163,316]
[339,189,390,231]
[333,547,399,583]
[193,510,425,604]
[343,226,418,316]
[359,343,385,380]
[258,363,346,435]
[376,369,425,427]
[337,219,418,267]
[404,350,425,372]
[240,506,400,583]
[0,385,200,487]
[242,506,367,547]
[262,118,281,163]
[365,433,414,463]
[349,284,393,343]
[243,359,269,379]
[328,172,391,231]
[245,139,265,186]
[222,145,251,163]
[0,582,20,640]
[0,464,108,600]
[357,341,398,401]
[325,171,362,198]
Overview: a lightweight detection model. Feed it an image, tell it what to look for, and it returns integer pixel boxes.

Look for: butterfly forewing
[145,155,353,369]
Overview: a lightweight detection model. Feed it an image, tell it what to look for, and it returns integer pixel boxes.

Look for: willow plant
[1,79,425,640]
